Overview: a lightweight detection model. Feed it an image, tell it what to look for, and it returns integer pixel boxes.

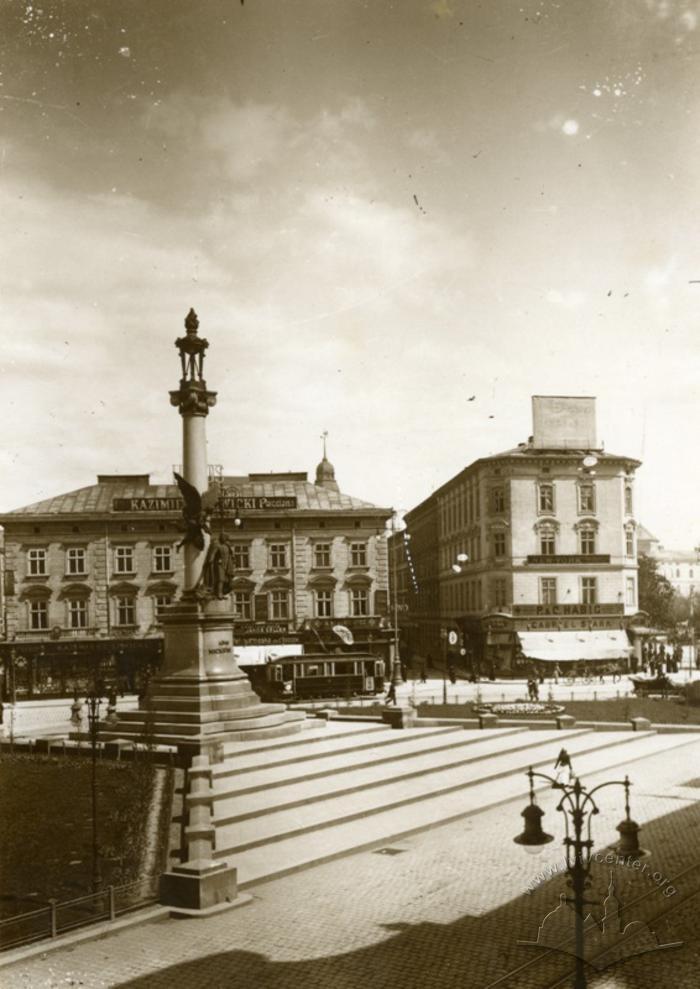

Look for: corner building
[395,397,642,674]
[0,455,393,698]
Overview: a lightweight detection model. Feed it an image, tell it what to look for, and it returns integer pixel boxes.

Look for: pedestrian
[420,664,427,684]
[554,748,574,786]
[553,663,560,685]
[448,665,456,685]
[385,681,397,706]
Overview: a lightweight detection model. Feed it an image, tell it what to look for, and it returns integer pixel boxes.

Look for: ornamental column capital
[169,383,217,417]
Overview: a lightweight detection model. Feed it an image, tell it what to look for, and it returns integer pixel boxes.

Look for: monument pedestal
[159,753,252,917]
[99,597,308,756]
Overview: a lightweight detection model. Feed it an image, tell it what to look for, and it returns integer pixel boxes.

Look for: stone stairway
[198,722,700,889]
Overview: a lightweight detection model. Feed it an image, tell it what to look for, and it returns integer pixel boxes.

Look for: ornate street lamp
[387,513,405,701]
[514,766,647,989]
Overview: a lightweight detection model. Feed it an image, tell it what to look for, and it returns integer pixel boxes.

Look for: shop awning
[517,629,632,663]
[232,644,302,667]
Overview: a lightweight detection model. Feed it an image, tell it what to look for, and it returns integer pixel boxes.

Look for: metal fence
[0,875,160,952]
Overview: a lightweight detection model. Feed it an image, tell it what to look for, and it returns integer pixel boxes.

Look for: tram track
[482,858,700,989]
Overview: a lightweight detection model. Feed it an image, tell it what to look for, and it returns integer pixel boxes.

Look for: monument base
[98,598,310,755]
[160,859,251,917]
[381,705,417,729]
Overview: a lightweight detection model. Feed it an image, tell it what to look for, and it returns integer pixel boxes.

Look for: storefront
[0,637,164,700]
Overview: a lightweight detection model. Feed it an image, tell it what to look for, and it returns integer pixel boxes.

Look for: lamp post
[388,513,404,696]
[514,766,647,989]
[689,582,696,675]
[85,676,106,894]
[447,552,470,695]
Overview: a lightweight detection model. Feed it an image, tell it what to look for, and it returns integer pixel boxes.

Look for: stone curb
[0,905,170,969]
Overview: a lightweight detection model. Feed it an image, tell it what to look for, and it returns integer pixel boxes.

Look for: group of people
[639,641,683,676]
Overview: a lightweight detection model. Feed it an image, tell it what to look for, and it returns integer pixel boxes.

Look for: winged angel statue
[173,473,235,599]
[173,472,218,551]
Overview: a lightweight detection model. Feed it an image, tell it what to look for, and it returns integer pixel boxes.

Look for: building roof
[0,472,389,518]
[636,524,659,544]
[405,443,641,521]
[481,443,641,465]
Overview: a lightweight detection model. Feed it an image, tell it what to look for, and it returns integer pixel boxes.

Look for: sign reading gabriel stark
[113,496,297,512]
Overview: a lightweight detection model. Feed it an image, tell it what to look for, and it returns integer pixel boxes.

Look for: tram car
[246,652,386,702]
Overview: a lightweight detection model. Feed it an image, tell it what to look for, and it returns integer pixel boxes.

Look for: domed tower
[315,431,339,492]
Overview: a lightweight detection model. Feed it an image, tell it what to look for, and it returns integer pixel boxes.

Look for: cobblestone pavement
[3,739,700,989]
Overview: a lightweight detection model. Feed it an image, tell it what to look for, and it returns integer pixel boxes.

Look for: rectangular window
[314,543,331,568]
[114,546,134,575]
[350,588,369,616]
[270,590,289,619]
[152,545,172,573]
[68,599,88,629]
[538,483,554,513]
[233,544,250,570]
[540,531,556,555]
[626,576,636,607]
[625,529,635,557]
[154,595,172,621]
[233,591,252,619]
[493,531,506,558]
[269,544,288,569]
[315,590,333,617]
[27,548,47,576]
[581,578,597,605]
[579,484,595,513]
[29,600,48,630]
[115,596,136,626]
[350,542,367,567]
[491,578,507,608]
[540,578,557,606]
[66,547,87,576]
[580,529,596,555]
[491,487,506,514]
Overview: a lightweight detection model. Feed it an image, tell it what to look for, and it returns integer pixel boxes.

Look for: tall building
[393,396,641,674]
[0,454,393,698]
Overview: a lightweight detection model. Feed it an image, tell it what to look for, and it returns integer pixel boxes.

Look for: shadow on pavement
[111,795,700,989]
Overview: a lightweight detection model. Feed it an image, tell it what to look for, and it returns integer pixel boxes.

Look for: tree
[637,554,676,629]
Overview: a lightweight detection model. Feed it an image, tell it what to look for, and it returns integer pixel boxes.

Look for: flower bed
[474,701,565,717]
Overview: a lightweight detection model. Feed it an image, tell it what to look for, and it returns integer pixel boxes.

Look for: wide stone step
[144,694,266,713]
[214,730,671,855]
[98,718,309,747]
[212,728,591,823]
[220,721,380,758]
[213,726,525,789]
[117,702,286,725]
[216,724,472,776]
[219,731,700,888]
[146,680,252,698]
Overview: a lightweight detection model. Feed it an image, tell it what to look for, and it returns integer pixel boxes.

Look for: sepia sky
[1,0,699,548]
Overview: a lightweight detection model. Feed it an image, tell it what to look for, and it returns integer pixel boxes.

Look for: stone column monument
[100,309,306,756]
